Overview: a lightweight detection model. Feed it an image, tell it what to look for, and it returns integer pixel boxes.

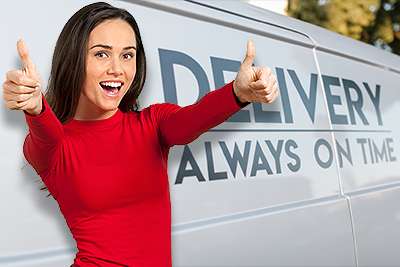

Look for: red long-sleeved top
[23,81,249,267]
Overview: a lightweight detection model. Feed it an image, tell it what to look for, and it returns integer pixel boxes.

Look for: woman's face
[77,19,137,119]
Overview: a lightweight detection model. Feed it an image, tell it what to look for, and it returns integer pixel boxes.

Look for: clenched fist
[2,39,43,115]
[233,40,279,104]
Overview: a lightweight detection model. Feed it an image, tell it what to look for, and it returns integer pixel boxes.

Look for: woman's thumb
[242,39,256,68]
[17,39,37,77]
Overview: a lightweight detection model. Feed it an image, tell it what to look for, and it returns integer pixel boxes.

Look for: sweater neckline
[65,109,123,130]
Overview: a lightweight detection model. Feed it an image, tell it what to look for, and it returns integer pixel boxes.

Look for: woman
[2,2,278,266]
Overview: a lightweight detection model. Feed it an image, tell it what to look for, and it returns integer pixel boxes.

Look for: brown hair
[38,2,146,196]
[46,2,146,123]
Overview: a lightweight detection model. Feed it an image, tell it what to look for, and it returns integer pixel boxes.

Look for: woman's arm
[155,81,249,148]
[154,40,279,149]
[23,93,64,176]
[2,40,64,177]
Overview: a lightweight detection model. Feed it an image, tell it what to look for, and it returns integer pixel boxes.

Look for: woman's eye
[95,51,108,58]
[123,53,134,60]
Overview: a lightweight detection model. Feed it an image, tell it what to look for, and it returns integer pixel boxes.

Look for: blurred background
[245,0,400,56]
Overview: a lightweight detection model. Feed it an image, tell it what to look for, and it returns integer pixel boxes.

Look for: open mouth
[99,81,124,96]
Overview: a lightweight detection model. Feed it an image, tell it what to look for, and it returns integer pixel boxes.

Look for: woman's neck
[74,93,118,121]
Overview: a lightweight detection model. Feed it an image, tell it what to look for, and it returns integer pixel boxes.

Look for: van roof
[183,0,400,74]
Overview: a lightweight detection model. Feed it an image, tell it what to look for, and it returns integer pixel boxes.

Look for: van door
[315,47,400,266]
[139,1,357,266]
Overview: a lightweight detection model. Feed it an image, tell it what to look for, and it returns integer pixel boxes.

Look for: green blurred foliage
[287,0,400,55]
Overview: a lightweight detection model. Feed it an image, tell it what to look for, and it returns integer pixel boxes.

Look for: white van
[1,0,400,266]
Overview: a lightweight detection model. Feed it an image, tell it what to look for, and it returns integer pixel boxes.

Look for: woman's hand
[233,40,279,104]
[2,39,43,115]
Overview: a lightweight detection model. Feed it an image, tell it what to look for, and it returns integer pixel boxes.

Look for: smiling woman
[76,19,137,120]
[45,2,146,123]
[1,1,278,267]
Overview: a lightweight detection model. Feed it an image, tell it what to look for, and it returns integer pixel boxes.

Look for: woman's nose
[107,58,123,76]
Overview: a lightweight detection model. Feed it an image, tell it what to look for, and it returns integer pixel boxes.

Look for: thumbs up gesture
[233,40,279,104]
[2,39,43,115]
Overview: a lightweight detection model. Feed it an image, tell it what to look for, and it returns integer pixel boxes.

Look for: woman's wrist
[25,104,43,116]
[232,80,249,105]
[24,96,44,116]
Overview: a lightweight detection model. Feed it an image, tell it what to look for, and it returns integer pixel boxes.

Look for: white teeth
[100,81,122,88]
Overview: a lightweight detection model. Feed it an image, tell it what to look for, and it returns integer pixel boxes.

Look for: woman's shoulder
[140,102,182,123]
[146,102,181,114]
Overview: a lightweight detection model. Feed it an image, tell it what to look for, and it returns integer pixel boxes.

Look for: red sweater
[23,81,249,267]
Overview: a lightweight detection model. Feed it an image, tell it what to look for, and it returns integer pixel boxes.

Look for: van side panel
[173,198,354,266]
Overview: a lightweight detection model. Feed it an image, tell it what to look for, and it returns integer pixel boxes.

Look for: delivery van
[1,0,400,266]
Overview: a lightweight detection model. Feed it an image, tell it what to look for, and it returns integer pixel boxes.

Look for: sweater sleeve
[152,80,250,148]
[23,93,64,177]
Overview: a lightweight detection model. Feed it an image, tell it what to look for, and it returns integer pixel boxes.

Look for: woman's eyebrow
[90,44,112,50]
[123,46,136,51]
[89,44,136,50]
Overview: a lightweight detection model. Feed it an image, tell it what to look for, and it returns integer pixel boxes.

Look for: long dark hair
[38,2,146,196]
[46,2,146,123]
